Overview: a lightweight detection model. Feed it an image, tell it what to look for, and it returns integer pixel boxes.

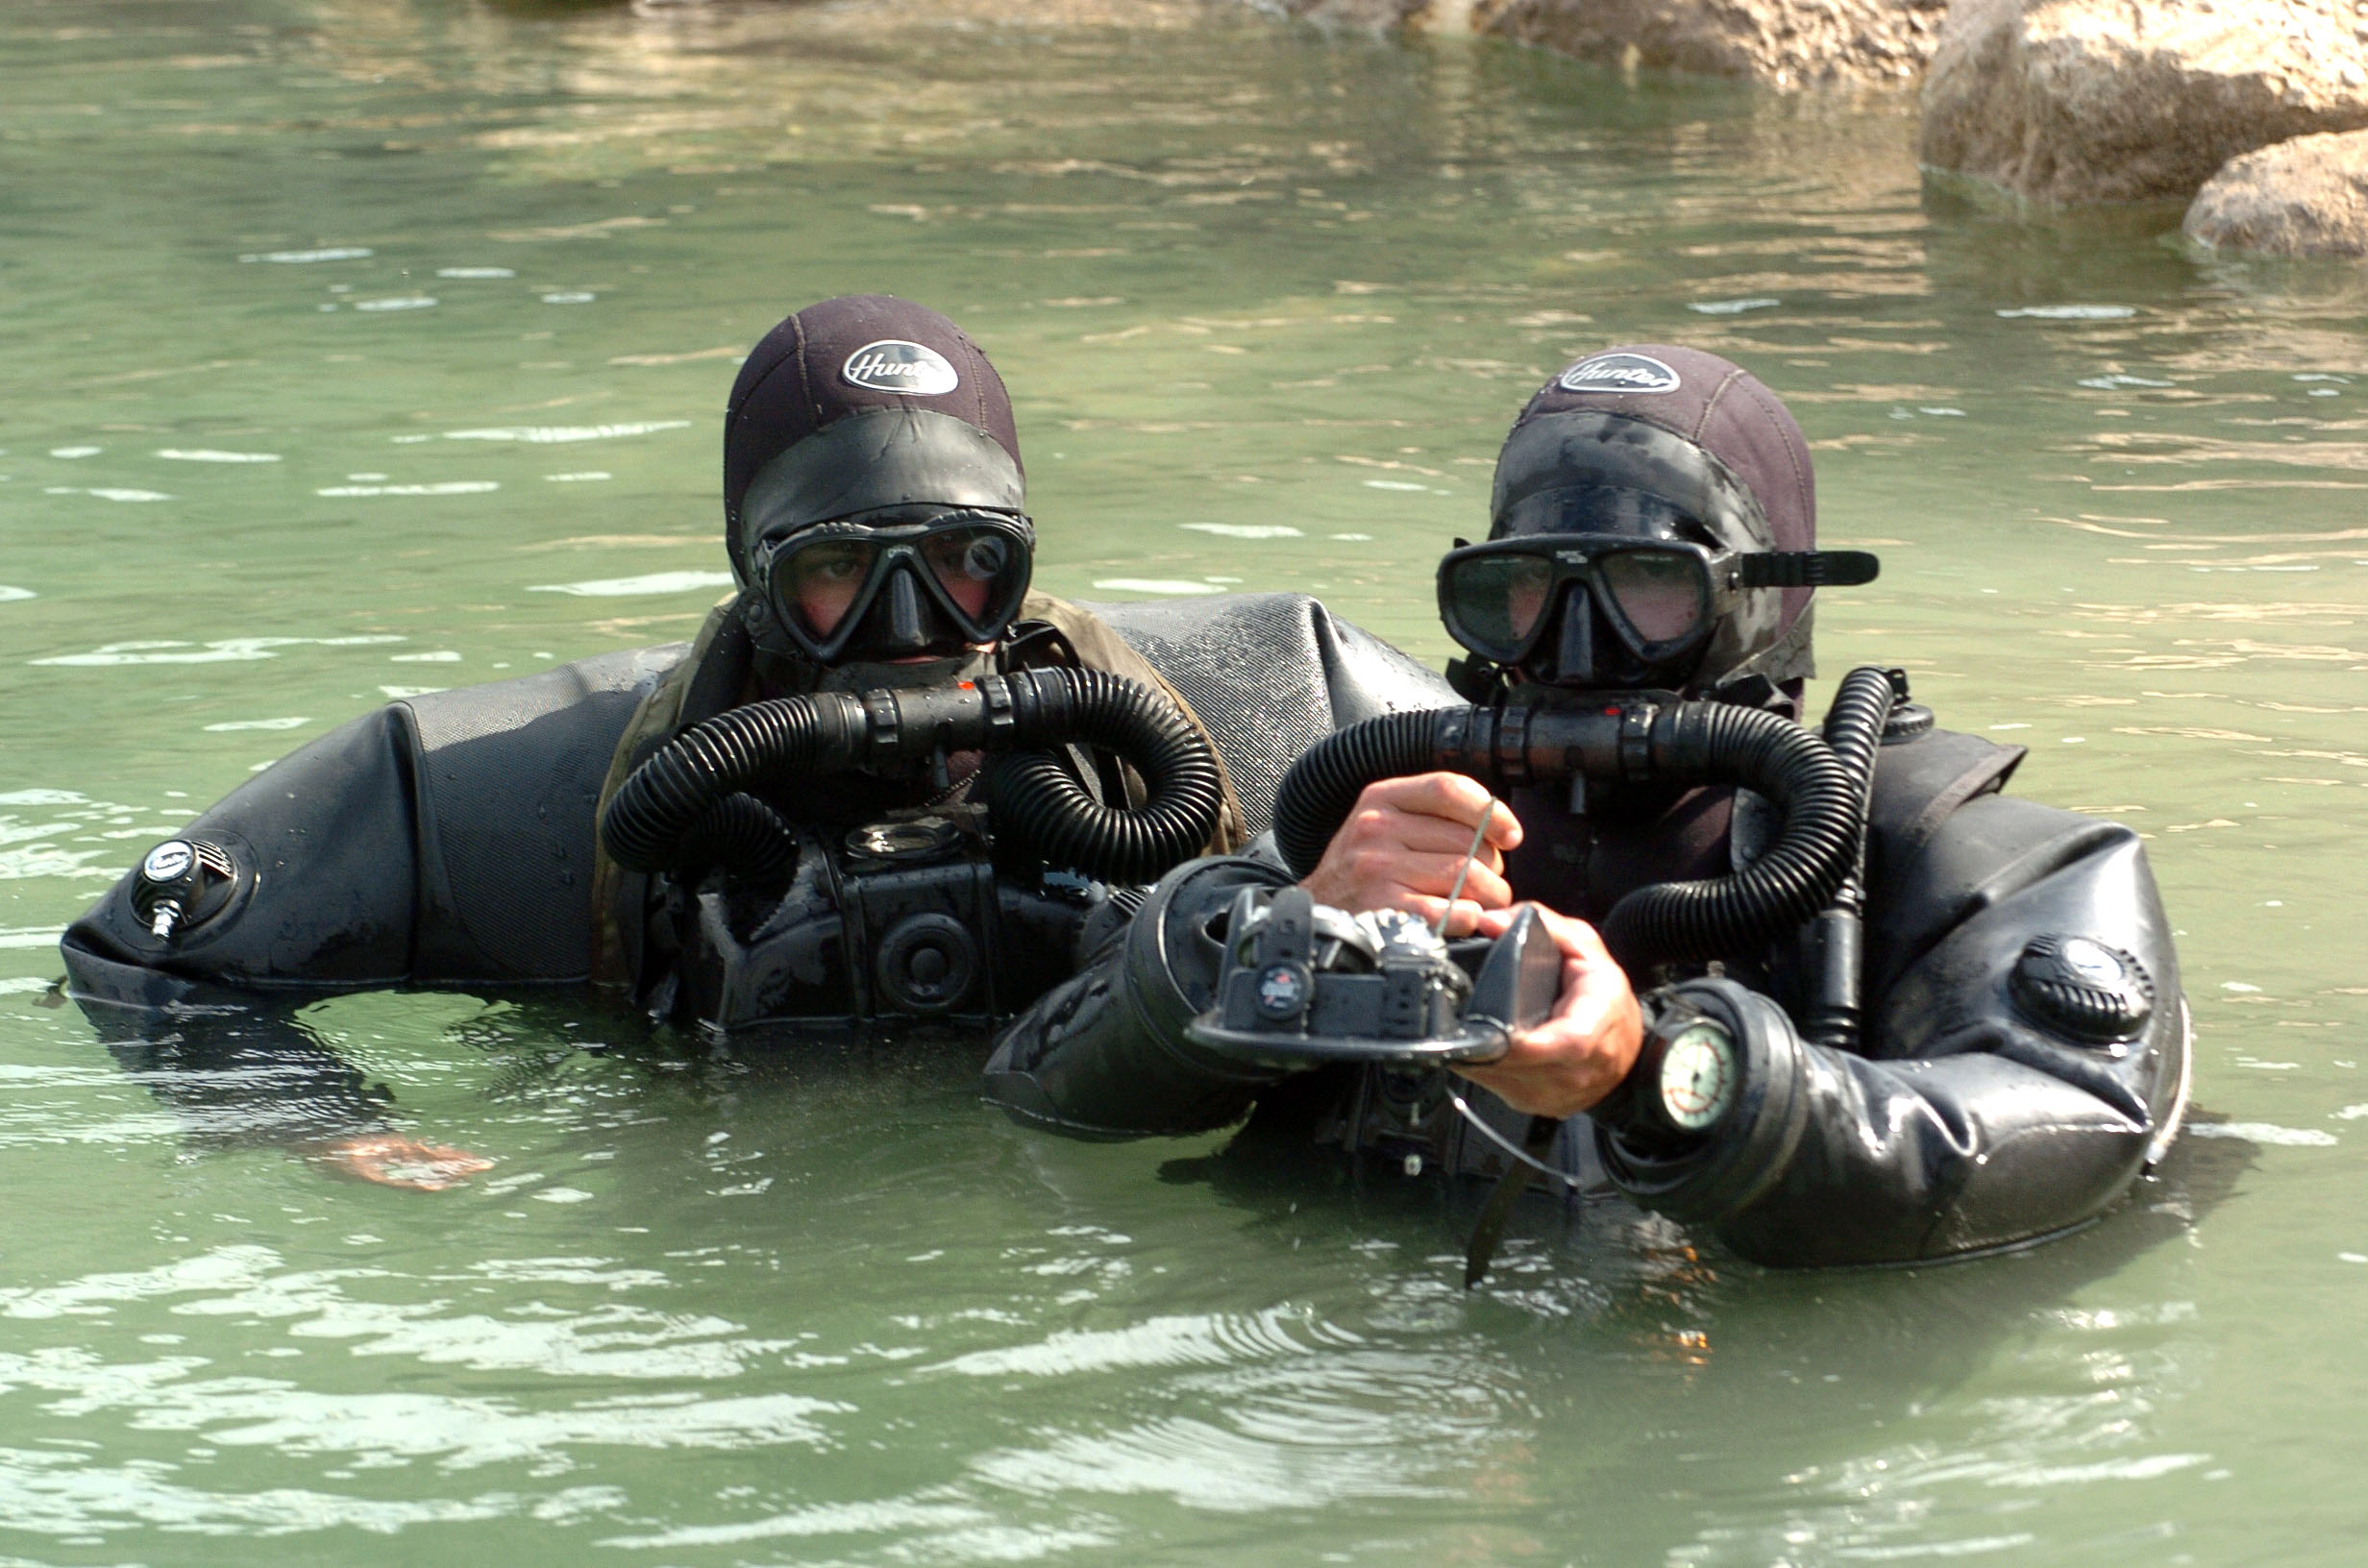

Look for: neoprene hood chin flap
[732,406,1027,584]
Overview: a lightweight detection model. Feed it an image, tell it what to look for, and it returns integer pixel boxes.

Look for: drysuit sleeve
[61,649,674,1008]
[1597,793,2189,1267]
[983,853,1296,1139]
[61,707,429,1008]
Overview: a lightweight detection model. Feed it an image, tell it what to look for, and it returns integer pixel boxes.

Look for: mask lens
[777,536,880,639]
[1444,552,1556,660]
[917,524,1019,624]
[1597,550,1708,648]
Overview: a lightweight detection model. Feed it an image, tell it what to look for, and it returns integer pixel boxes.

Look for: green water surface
[3,2,2366,1562]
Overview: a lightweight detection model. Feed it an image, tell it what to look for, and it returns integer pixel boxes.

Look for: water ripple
[528,572,732,598]
[969,1412,1456,1512]
[32,635,406,667]
[0,1445,522,1539]
[436,422,688,444]
[923,1308,1362,1379]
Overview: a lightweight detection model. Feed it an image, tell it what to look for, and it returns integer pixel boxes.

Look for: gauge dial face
[1659,1019,1737,1132]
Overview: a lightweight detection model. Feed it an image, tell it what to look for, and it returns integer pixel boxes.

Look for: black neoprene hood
[1492,345,1821,689]
[722,294,1024,587]
[735,408,1025,552]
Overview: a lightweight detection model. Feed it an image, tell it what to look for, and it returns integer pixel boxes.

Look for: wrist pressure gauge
[1615,994,1746,1140]
[1656,1017,1738,1131]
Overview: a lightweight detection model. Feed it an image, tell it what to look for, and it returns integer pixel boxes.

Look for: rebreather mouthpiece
[130,838,238,943]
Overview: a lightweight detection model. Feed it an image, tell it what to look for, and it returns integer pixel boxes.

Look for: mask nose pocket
[883,568,929,651]
[1552,584,1594,684]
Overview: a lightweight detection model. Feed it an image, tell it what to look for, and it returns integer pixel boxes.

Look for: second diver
[983,346,2191,1270]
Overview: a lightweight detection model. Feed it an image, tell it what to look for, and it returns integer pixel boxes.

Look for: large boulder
[2184,130,2368,257]
[1262,0,1436,27]
[1921,0,2368,206]
[1471,0,1949,89]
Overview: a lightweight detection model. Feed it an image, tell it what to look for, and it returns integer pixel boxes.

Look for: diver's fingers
[1394,852,1511,905]
[1334,806,1510,861]
[1404,894,1494,939]
[1348,773,1523,849]
[1448,920,1643,1117]
[321,1134,496,1192]
[1519,904,1615,966]
[1305,815,1514,917]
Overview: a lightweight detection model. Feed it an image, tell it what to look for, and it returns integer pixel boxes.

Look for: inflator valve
[130,838,237,943]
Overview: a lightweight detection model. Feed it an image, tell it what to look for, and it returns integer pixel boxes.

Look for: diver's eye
[922,529,1010,585]
[804,545,870,583]
[960,535,1007,582]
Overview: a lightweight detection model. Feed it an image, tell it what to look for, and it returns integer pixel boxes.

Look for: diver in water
[983,346,2190,1269]
[61,294,1450,1041]
[60,296,1261,1033]
[575,293,1254,1028]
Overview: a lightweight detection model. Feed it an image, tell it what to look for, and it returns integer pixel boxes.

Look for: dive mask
[753,507,1035,664]
[1438,527,1877,678]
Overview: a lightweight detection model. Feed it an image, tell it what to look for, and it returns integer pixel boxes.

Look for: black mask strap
[1739,551,1881,588]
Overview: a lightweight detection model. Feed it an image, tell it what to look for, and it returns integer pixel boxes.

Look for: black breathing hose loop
[1599,702,1853,968]
[1270,695,1861,971]
[1818,668,1901,911]
[598,668,1222,887]
[601,696,840,878]
[678,794,800,888]
[1270,711,1445,880]
[977,669,1226,886]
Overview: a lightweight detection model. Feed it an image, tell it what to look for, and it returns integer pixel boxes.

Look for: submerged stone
[2185,129,2368,257]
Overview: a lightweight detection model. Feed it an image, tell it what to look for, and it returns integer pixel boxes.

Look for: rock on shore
[1269,0,1436,29]
[1468,0,1948,89]
[2184,130,2368,257]
[1920,0,2368,206]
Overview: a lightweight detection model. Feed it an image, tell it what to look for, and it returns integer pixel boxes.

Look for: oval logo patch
[842,339,959,396]
[1557,352,1681,395]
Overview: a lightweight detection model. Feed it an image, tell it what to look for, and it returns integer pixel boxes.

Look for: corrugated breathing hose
[1270,692,1860,972]
[600,668,1222,887]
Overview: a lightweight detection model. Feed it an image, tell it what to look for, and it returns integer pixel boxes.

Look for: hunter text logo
[842,340,960,396]
[1557,352,1681,395]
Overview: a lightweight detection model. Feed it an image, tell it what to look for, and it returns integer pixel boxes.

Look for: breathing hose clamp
[1493,701,1533,790]
[859,689,901,772]
[978,674,1016,740]
[1618,699,1658,779]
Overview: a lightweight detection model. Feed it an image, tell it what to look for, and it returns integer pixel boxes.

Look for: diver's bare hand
[1452,904,1641,1119]
[320,1134,495,1191]
[1297,772,1523,937]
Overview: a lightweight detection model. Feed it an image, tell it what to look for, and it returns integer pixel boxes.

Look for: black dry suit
[56,591,1456,1030]
[983,348,2191,1269]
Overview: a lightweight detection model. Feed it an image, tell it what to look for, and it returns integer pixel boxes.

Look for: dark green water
[4,1,2366,1561]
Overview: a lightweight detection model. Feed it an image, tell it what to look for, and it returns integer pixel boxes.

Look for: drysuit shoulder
[1085,593,1455,835]
[62,647,682,1007]
[404,646,684,982]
